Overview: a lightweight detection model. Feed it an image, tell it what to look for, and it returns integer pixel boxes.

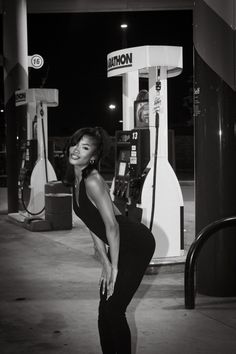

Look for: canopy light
[109,104,116,110]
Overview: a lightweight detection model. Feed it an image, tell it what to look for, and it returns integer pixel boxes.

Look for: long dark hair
[63,126,110,185]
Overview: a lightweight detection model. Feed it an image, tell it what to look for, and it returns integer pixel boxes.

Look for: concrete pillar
[194,0,236,295]
[122,71,139,131]
[3,0,28,212]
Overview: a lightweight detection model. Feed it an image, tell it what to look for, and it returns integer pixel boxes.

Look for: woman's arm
[89,230,111,295]
[85,173,120,269]
[85,173,120,297]
[89,230,109,266]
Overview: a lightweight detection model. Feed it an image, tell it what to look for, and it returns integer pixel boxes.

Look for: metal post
[3,0,29,212]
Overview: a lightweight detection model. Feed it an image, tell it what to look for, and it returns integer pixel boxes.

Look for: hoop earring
[90,159,95,165]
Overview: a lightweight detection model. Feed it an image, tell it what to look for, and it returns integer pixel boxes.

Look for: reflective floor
[0,183,236,354]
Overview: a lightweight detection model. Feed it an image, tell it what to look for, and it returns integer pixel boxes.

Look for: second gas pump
[107,45,184,263]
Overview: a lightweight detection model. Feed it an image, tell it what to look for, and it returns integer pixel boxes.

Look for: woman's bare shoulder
[85,170,106,195]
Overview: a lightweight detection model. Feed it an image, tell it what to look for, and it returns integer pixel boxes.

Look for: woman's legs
[98,236,155,354]
[98,285,131,354]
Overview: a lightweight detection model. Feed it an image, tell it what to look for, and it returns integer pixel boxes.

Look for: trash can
[45,181,72,230]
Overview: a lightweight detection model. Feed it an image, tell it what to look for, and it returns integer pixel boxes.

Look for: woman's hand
[99,262,118,300]
[107,266,118,300]
[99,263,110,296]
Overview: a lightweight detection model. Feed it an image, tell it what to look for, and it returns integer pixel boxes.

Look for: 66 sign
[29,54,44,69]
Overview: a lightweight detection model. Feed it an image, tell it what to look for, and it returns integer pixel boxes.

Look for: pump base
[146,254,186,275]
[23,217,52,231]
[8,213,52,232]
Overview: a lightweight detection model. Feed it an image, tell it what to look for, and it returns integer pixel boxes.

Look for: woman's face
[69,135,97,169]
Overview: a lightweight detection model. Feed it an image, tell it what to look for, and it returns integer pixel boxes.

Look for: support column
[122,71,139,131]
[194,0,236,295]
[3,0,29,212]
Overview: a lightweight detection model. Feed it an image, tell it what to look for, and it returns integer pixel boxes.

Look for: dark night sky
[2,10,193,137]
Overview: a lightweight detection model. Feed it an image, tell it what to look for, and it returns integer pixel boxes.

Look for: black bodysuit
[73,177,155,354]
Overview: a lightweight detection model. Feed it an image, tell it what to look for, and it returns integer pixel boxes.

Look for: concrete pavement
[0,184,236,354]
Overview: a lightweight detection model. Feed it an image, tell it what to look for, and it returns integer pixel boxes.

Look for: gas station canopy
[0,0,193,13]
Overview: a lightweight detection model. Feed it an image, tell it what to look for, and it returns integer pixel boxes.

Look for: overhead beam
[0,0,193,13]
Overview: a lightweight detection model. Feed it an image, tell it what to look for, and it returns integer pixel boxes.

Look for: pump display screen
[119,149,130,162]
[134,100,149,128]
[118,162,126,176]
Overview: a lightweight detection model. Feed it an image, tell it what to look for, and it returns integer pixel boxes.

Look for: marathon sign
[107,47,146,77]
[15,90,27,106]
[107,52,133,73]
[15,89,59,107]
[107,46,183,78]
[107,46,153,78]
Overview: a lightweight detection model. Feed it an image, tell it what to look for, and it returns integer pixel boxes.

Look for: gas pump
[129,128,150,204]
[113,127,150,220]
[15,88,58,218]
[107,45,184,262]
[113,131,131,216]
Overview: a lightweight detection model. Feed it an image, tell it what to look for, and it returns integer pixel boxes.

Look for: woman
[65,126,155,354]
